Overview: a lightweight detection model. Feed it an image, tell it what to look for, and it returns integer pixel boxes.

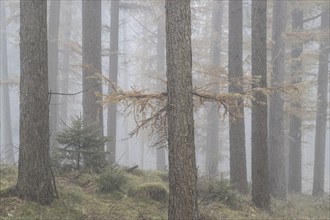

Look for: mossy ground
[0,165,329,220]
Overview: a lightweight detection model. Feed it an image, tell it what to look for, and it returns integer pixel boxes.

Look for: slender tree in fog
[107,0,119,164]
[205,0,223,176]
[228,0,248,194]
[156,2,166,171]
[15,0,57,204]
[269,0,286,199]
[0,0,15,164]
[82,0,104,162]
[288,7,304,194]
[166,0,197,218]
[59,1,73,124]
[48,0,60,149]
[312,4,329,197]
[251,0,270,211]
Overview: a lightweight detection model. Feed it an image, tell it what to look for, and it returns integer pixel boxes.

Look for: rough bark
[312,5,329,197]
[205,0,223,176]
[251,0,270,211]
[16,0,57,205]
[82,0,104,163]
[288,8,303,194]
[1,1,15,164]
[166,0,198,219]
[48,0,60,150]
[107,0,119,164]
[228,0,248,194]
[269,0,287,199]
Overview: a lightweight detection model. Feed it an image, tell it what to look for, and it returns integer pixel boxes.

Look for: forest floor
[0,164,329,220]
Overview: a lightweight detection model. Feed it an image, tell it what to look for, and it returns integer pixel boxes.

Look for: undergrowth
[0,164,329,220]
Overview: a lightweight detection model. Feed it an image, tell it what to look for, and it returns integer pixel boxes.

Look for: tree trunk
[59,0,72,125]
[1,1,15,165]
[156,3,166,171]
[48,0,60,150]
[166,0,198,219]
[16,0,57,205]
[312,5,329,197]
[288,8,303,194]
[107,0,119,164]
[82,0,104,165]
[251,0,270,211]
[205,0,223,176]
[228,0,248,194]
[269,0,287,199]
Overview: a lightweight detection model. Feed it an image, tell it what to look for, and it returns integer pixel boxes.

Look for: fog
[0,0,329,196]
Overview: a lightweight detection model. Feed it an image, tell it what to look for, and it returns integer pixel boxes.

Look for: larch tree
[251,0,270,211]
[156,2,166,171]
[15,0,57,205]
[48,0,60,149]
[288,7,304,194]
[312,4,329,197]
[107,0,119,164]
[269,0,287,199]
[166,0,198,219]
[1,0,15,164]
[228,0,248,194]
[205,0,223,176]
[82,0,104,165]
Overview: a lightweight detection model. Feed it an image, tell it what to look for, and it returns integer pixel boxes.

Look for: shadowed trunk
[205,0,223,176]
[251,0,270,211]
[312,5,329,197]
[269,0,287,199]
[48,0,60,149]
[107,0,119,164]
[228,0,248,194]
[288,8,303,194]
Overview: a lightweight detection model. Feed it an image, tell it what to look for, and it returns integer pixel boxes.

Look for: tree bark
[205,0,223,176]
[107,0,119,164]
[269,0,287,199]
[228,0,248,194]
[166,0,198,219]
[48,0,60,150]
[288,8,303,194]
[251,0,270,211]
[82,0,104,165]
[1,1,15,165]
[312,4,329,197]
[16,0,57,205]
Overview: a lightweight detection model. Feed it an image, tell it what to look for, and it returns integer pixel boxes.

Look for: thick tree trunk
[82,0,104,165]
[269,0,287,199]
[288,8,303,194]
[1,1,15,165]
[312,5,329,197]
[228,0,248,194]
[16,0,56,205]
[48,0,60,149]
[251,0,270,211]
[205,0,223,176]
[107,0,119,164]
[166,0,198,219]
